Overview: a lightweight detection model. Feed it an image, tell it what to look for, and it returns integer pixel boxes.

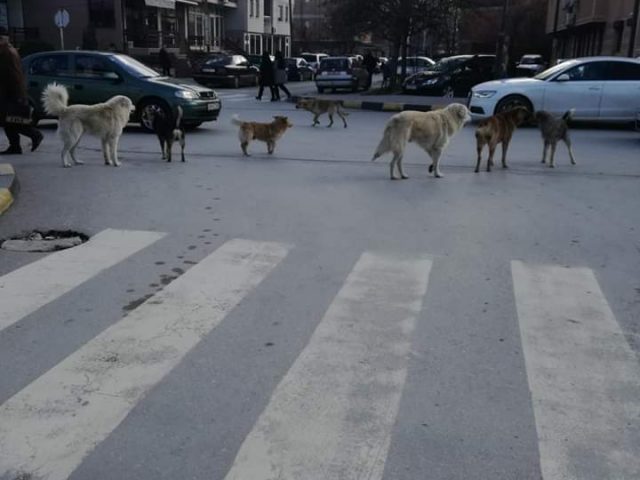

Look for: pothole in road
[0,230,90,252]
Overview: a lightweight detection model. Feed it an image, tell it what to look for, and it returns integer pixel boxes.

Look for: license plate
[207,102,218,111]
[406,85,417,90]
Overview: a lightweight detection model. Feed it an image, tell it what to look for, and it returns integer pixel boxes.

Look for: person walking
[256,52,277,101]
[363,52,378,89]
[159,47,172,77]
[273,51,291,101]
[0,27,42,155]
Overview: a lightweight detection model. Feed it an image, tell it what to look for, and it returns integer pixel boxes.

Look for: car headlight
[175,90,198,100]
[472,90,497,99]
[420,78,439,86]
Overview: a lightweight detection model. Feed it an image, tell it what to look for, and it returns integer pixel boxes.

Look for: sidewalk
[0,164,18,216]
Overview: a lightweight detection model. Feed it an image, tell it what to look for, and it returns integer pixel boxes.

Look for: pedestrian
[256,51,277,101]
[363,52,378,89]
[159,47,172,77]
[273,51,291,101]
[381,60,392,90]
[0,27,42,155]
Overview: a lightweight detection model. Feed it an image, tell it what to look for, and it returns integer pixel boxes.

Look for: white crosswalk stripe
[0,229,165,334]
[0,239,290,480]
[512,261,640,479]
[224,251,433,480]
[0,238,637,480]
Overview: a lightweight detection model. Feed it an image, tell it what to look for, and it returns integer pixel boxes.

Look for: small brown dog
[231,115,293,156]
[535,109,577,168]
[474,106,531,172]
[295,98,349,128]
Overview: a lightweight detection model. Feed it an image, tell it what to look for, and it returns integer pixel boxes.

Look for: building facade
[547,0,640,60]
[3,0,292,57]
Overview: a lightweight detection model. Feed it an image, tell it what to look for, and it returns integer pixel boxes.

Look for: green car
[23,50,221,131]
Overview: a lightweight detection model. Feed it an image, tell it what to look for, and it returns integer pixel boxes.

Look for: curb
[0,164,19,216]
[289,95,445,113]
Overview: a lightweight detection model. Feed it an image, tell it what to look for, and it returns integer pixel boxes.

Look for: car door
[25,53,73,114]
[71,54,124,105]
[599,61,640,121]
[542,61,607,119]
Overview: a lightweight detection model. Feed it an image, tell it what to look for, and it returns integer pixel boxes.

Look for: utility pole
[629,0,640,57]
[552,0,562,61]
[288,0,293,56]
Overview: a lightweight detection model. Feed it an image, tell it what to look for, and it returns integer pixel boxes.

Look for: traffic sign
[54,9,70,29]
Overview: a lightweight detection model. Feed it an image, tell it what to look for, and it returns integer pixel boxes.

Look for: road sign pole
[59,26,64,50]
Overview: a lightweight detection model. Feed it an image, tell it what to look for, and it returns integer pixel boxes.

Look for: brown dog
[231,115,293,156]
[474,106,531,172]
[295,98,349,128]
[535,109,577,168]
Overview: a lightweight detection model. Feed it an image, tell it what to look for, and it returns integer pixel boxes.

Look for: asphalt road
[0,81,639,480]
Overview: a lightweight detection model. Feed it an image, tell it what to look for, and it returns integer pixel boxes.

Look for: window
[607,61,640,81]
[88,0,115,28]
[562,62,608,81]
[250,0,254,17]
[256,0,260,17]
[74,55,119,80]
[278,5,283,21]
[28,55,72,77]
[285,6,289,22]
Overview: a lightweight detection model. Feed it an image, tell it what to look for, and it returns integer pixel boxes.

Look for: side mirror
[556,73,570,82]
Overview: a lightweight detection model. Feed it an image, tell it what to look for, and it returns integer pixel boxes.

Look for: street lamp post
[629,0,640,57]
[494,0,510,78]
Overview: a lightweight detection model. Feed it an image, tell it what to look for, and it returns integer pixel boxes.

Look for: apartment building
[547,0,640,60]
[4,0,292,57]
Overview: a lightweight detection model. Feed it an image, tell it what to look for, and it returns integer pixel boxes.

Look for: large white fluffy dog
[42,83,134,167]
[372,103,471,180]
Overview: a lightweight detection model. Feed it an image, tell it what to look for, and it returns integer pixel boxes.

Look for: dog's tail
[372,116,409,161]
[562,109,575,122]
[42,83,69,117]
[231,114,244,127]
[175,106,183,129]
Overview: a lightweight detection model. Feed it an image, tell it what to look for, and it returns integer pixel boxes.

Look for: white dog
[372,103,471,180]
[42,83,134,167]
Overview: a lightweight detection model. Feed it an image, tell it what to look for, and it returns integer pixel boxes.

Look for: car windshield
[430,57,468,72]
[112,54,160,78]
[320,59,349,70]
[534,60,579,80]
[204,55,230,66]
[520,57,541,65]
[301,55,317,63]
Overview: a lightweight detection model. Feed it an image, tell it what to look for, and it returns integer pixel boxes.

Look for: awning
[176,0,198,5]
[144,0,175,8]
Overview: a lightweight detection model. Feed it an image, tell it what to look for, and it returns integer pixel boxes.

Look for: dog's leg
[475,141,483,173]
[339,110,348,128]
[180,135,186,163]
[397,154,409,179]
[241,141,250,156]
[389,152,401,180]
[111,137,121,167]
[69,142,83,165]
[501,138,510,169]
[312,114,320,127]
[564,137,577,165]
[166,139,172,163]
[61,144,71,168]
[327,113,334,128]
[548,142,557,168]
[267,141,275,155]
[101,139,113,166]
[541,142,549,164]
[487,143,497,172]
[430,148,444,178]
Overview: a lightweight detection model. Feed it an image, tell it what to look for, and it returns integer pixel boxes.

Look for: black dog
[152,106,185,162]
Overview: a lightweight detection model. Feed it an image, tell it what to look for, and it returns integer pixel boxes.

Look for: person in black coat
[0,27,42,155]
[256,52,277,101]
[273,51,291,101]
[159,47,172,76]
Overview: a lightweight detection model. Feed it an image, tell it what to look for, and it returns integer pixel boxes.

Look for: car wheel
[495,95,533,115]
[139,99,170,133]
[442,86,455,99]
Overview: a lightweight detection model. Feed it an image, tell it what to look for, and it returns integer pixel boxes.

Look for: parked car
[286,57,314,81]
[403,54,495,97]
[396,56,435,76]
[23,50,221,132]
[315,56,369,93]
[193,54,259,88]
[515,54,547,77]
[469,56,640,124]
[301,52,329,73]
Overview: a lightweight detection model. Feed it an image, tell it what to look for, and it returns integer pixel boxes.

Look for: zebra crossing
[0,229,638,480]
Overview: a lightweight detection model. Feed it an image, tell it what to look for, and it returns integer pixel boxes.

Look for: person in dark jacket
[273,51,291,101]
[256,51,277,101]
[159,47,172,76]
[363,52,378,89]
[0,27,42,155]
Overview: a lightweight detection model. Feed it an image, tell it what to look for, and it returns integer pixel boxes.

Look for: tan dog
[474,106,531,172]
[295,98,349,128]
[372,103,471,179]
[231,115,293,156]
